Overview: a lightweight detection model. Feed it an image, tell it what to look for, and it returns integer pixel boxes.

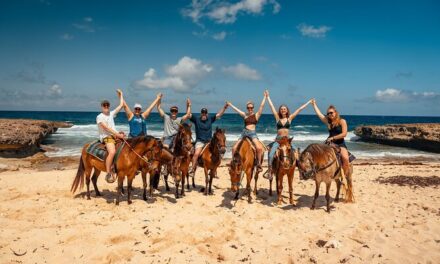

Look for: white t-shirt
[96,110,117,142]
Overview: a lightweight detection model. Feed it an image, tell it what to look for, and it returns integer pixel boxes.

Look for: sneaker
[105,173,116,183]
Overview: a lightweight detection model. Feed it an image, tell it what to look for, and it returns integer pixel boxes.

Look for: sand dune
[0,161,439,263]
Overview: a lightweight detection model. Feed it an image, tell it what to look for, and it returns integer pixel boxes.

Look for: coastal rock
[354,123,440,153]
[0,119,72,158]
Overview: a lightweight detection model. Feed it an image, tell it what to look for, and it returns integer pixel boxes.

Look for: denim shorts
[240,129,258,140]
[162,135,176,147]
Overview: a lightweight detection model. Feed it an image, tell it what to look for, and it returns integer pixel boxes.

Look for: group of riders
[97,89,350,184]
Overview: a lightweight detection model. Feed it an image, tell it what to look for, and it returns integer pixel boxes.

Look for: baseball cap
[134,103,142,109]
[201,108,208,114]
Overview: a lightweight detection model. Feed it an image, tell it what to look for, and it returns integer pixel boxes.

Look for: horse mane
[303,144,334,165]
[125,135,155,146]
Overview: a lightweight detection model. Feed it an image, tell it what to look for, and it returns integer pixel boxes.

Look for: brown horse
[229,137,259,202]
[71,136,161,205]
[168,123,193,199]
[269,137,297,205]
[198,127,226,195]
[297,143,354,213]
[140,147,174,200]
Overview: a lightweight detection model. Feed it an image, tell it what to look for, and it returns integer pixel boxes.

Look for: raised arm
[142,93,162,119]
[311,99,328,125]
[265,90,279,121]
[123,100,133,120]
[112,89,124,114]
[216,102,229,119]
[157,98,165,118]
[255,91,267,120]
[288,99,311,122]
[227,101,246,118]
[181,98,192,121]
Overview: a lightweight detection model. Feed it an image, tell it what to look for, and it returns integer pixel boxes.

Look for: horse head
[214,127,227,155]
[229,152,242,192]
[276,136,294,170]
[297,145,319,180]
[178,123,193,155]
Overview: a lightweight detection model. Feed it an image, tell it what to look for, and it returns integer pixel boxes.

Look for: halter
[299,152,339,179]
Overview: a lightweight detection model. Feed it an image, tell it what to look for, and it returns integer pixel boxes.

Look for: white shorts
[195,141,207,150]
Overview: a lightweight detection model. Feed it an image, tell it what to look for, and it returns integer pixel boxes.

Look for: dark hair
[101,100,110,106]
[278,104,290,119]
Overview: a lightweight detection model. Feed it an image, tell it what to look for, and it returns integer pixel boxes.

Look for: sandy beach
[0,157,439,264]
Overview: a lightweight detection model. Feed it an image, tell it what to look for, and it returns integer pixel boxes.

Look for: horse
[71,135,162,205]
[198,127,226,195]
[269,137,297,205]
[140,147,174,200]
[297,143,354,213]
[229,137,260,203]
[168,123,193,199]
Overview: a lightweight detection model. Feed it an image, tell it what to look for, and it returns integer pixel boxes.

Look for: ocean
[1,111,439,159]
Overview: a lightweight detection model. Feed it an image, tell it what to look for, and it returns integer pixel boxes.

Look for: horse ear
[289,137,293,144]
[216,126,219,131]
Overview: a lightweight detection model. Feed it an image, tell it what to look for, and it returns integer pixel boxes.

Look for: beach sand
[0,158,439,263]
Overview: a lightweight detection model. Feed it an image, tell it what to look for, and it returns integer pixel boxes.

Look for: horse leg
[127,176,134,205]
[203,167,209,195]
[335,179,341,203]
[253,170,259,196]
[288,170,295,205]
[186,173,190,190]
[269,178,273,196]
[277,173,283,205]
[85,170,92,200]
[246,168,253,203]
[164,166,171,191]
[208,169,215,195]
[181,172,186,196]
[325,182,331,213]
[142,171,147,201]
[311,180,320,210]
[91,169,101,196]
[192,172,196,188]
[116,176,124,206]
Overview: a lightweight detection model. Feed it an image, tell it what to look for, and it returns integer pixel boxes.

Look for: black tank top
[276,119,290,130]
[328,124,345,144]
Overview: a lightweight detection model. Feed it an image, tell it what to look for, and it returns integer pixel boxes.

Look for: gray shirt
[163,114,183,137]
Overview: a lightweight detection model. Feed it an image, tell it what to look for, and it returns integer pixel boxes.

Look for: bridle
[298,152,338,179]
[122,137,160,166]
[276,146,295,169]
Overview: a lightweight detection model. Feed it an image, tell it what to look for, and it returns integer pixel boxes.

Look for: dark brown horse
[297,143,354,213]
[269,137,297,205]
[229,138,259,202]
[167,123,193,199]
[199,127,226,195]
[71,136,161,205]
[140,147,174,200]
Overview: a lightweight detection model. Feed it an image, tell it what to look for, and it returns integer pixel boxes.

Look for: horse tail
[71,154,85,193]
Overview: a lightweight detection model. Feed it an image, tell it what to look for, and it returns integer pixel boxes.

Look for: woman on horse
[96,89,125,183]
[123,93,162,138]
[264,90,311,179]
[157,96,192,149]
[227,91,267,172]
[310,99,350,176]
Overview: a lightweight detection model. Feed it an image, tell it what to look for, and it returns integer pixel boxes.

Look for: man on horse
[96,89,125,183]
[157,96,192,149]
[188,103,229,177]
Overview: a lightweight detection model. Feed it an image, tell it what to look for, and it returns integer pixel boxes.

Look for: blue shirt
[190,114,216,142]
[128,115,147,137]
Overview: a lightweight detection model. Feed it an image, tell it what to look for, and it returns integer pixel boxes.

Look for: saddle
[327,143,356,164]
[86,140,125,171]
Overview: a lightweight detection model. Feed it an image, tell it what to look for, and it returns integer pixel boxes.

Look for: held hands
[157,93,163,99]
[310,98,316,106]
[264,90,269,97]
[187,98,191,106]
[116,89,123,97]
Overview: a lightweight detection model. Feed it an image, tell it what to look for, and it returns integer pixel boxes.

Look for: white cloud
[136,56,213,91]
[182,0,281,25]
[73,17,96,33]
[297,23,332,38]
[60,33,74,40]
[374,88,440,103]
[212,31,227,40]
[222,63,261,80]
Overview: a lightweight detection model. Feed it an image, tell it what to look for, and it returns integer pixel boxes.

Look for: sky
[0,0,439,116]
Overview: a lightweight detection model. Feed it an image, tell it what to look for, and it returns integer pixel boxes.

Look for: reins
[121,138,155,165]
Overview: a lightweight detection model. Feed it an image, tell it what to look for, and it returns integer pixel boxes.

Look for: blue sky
[0,0,439,116]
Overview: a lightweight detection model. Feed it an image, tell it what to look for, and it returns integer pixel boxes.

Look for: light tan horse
[229,137,260,203]
[297,143,354,213]
[71,136,161,205]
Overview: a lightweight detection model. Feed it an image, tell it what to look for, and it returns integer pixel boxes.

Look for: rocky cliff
[0,119,72,157]
[354,123,440,153]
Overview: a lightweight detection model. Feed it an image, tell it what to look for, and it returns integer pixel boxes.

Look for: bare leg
[190,147,203,176]
[340,147,350,176]
[105,142,116,183]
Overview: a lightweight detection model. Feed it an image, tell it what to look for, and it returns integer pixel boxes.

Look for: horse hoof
[128,200,132,205]
[116,202,120,206]
[335,198,340,203]
[277,201,283,206]
[290,199,296,206]
[209,191,214,195]
[87,196,91,200]
[192,184,196,188]
[166,187,171,192]
[310,206,315,210]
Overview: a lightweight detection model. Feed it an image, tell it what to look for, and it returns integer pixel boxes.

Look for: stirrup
[263,168,273,180]
[105,173,116,183]
[256,164,263,173]
[188,167,195,178]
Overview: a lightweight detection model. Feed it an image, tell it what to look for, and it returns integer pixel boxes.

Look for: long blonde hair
[326,105,341,128]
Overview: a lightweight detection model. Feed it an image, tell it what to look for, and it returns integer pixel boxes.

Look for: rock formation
[354,123,440,153]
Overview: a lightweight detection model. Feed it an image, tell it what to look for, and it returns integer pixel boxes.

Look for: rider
[227,91,267,172]
[264,90,311,179]
[310,98,350,176]
[188,103,229,177]
[96,89,125,183]
[123,93,162,138]
[157,97,191,149]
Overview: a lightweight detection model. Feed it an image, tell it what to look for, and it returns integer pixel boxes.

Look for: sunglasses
[102,104,110,108]
[327,112,335,115]
[134,108,141,111]
[247,106,254,109]
[170,110,178,113]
